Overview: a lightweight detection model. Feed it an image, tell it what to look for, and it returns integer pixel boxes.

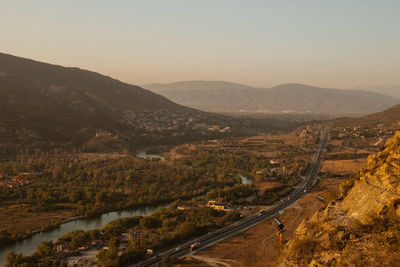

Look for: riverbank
[0,204,78,246]
[0,193,204,250]
[0,185,216,265]
[0,202,173,266]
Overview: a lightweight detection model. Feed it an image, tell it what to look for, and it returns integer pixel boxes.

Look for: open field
[262,133,304,146]
[0,204,77,236]
[253,181,284,191]
[321,159,367,175]
[177,176,347,267]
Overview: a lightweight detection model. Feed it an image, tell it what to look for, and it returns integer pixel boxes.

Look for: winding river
[0,203,169,266]
[0,173,251,265]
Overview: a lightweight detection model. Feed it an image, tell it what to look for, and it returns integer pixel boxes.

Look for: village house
[177,203,198,210]
[207,201,235,211]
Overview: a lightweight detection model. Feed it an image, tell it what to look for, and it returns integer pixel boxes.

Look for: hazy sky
[1,0,399,88]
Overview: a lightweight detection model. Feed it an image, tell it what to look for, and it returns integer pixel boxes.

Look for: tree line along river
[0,173,252,266]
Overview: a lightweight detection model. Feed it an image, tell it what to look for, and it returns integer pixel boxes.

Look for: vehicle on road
[259,209,267,215]
[190,242,200,252]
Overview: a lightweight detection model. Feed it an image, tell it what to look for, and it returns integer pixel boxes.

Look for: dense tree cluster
[205,184,255,204]
[0,152,224,216]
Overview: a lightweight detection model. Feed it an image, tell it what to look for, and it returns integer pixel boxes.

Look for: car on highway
[258,209,267,216]
[190,242,201,251]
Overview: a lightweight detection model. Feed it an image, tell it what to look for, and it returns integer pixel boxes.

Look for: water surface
[0,203,169,265]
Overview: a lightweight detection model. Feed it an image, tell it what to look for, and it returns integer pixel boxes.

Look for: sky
[1,0,400,88]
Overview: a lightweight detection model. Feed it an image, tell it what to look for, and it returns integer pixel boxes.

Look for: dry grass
[253,181,284,191]
[321,159,366,175]
[0,204,77,235]
[264,133,303,146]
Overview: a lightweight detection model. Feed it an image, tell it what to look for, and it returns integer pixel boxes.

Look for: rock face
[280,131,400,266]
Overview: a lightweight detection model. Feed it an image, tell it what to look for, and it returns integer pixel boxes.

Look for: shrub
[339,178,355,198]
[289,235,318,264]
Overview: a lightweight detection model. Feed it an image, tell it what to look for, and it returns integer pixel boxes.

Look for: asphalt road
[134,129,330,267]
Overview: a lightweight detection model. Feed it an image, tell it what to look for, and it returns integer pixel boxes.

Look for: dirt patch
[264,133,303,146]
[321,159,367,175]
[253,181,283,191]
[329,140,343,146]
[178,176,346,267]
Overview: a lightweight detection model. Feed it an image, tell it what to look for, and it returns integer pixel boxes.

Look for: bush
[289,235,318,264]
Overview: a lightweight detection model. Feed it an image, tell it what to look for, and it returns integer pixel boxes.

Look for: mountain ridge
[0,53,248,153]
[145,81,399,114]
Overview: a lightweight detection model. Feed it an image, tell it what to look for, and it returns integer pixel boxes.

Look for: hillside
[145,81,399,114]
[280,131,400,266]
[0,53,248,154]
[363,104,400,124]
[327,104,400,130]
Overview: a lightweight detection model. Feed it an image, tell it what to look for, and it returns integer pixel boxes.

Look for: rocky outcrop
[280,131,400,266]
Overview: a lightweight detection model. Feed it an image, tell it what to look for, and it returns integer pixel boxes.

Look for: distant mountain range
[0,53,249,152]
[145,81,399,114]
[2,52,398,154]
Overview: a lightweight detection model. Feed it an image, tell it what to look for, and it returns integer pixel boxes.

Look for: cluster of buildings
[331,124,396,146]
[175,201,236,212]
[177,203,199,210]
[0,174,37,188]
[207,201,235,211]
[121,110,232,135]
[297,126,319,139]
[208,125,231,133]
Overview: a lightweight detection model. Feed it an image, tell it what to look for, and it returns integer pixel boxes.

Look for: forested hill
[145,81,399,114]
[0,53,249,154]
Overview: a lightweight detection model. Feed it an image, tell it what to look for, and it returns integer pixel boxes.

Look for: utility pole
[273,217,286,244]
